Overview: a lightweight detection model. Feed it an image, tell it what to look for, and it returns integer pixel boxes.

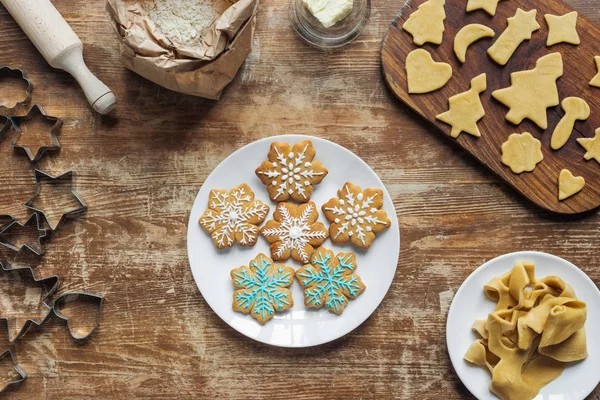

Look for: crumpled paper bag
[106,0,258,100]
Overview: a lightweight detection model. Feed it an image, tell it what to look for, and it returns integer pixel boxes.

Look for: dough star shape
[260,201,329,264]
[454,24,495,63]
[590,56,600,88]
[402,0,446,46]
[558,169,585,201]
[488,8,541,66]
[501,132,543,174]
[492,53,563,129]
[436,73,487,138]
[577,128,600,164]
[199,183,270,249]
[545,12,580,46]
[466,0,503,16]
[406,49,453,94]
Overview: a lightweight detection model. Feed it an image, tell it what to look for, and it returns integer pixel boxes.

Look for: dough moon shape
[405,49,453,94]
[545,11,580,46]
[558,169,585,201]
[454,24,495,63]
[590,56,600,88]
[466,0,504,16]
[402,0,446,46]
[488,8,541,66]
[577,128,600,164]
[551,97,590,150]
[492,53,563,130]
[501,132,543,174]
[436,73,487,138]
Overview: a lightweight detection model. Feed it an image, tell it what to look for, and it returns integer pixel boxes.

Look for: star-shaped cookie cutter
[0,213,47,255]
[0,262,60,342]
[0,66,32,110]
[25,170,87,231]
[0,349,27,392]
[9,105,62,162]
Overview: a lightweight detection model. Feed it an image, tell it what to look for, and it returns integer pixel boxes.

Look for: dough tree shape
[296,247,366,315]
[436,73,487,138]
[406,49,453,94]
[488,9,541,66]
[454,24,495,63]
[577,128,600,164]
[231,254,294,324]
[199,184,269,249]
[492,53,563,130]
[466,0,504,16]
[402,0,446,46]
[590,56,600,88]
[558,169,585,201]
[260,202,328,264]
[256,140,328,203]
[501,132,543,174]
[545,12,580,46]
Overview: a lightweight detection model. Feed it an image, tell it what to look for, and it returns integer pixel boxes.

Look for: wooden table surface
[0,0,599,398]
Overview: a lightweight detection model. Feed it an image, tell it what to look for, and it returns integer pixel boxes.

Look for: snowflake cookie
[231,253,294,324]
[260,202,329,264]
[322,182,391,249]
[255,140,328,203]
[199,184,269,249]
[296,247,366,315]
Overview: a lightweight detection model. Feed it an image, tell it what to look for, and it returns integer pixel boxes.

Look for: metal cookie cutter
[0,262,60,342]
[10,105,62,162]
[0,213,47,255]
[25,170,87,231]
[0,349,27,393]
[53,292,104,340]
[0,66,32,110]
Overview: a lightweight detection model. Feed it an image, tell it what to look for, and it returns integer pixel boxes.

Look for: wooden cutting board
[381,0,600,214]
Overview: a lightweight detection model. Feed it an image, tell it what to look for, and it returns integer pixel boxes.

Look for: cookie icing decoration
[406,49,452,94]
[545,12,580,46]
[231,254,294,325]
[256,140,328,203]
[590,56,600,88]
[501,132,543,174]
[492,53,563,130]
[577,128,600,164]
[454,24,495,63]
[558,169,585,201]
[487,9,540,66]
[550,97,590,150]
[402,0,446,46]
[199,184,269,249]
[466,0,504,16]
[322,182,391,249]
[436,73,487,138]
[260,202,329,264]
[296,247,366,315]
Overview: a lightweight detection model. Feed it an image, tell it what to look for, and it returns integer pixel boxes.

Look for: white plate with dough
[187,135,400,347]
[447,251,600,400]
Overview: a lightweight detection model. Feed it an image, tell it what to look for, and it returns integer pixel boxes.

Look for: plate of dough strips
[447,252,600,400]
[187,135,400,347]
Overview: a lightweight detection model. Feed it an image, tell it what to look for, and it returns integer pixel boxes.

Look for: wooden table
[0,0,599,398]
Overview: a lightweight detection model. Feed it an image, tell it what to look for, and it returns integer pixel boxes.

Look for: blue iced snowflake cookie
[296,247,366,315]
[231,253,295,324]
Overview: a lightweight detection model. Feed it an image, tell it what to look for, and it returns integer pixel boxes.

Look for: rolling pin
[0,0,116,114]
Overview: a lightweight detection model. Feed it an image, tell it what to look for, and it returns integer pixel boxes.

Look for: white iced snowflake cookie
[322,182,391,249]
[260,202,329,264]
[255,140,328,203]
[199,184,270,249]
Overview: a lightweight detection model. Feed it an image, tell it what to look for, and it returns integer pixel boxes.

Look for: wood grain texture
[0,0,596,399]
[382,0,600,214]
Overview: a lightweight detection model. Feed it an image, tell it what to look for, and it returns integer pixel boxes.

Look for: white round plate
[187,135,400,347]
[447,251,600,400]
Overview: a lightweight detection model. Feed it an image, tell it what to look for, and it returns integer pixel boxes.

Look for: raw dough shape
[577,128,600,164]
[545,12,580,46]
[501,132,543,174]
[488,9,541,66]
[454,24,495,63]
[436,73,487,138]
[558,169,585,201]
[551,97,590,150]
[492,53,563,129]
[402,0,446,46]
[406,49,452,94]
[466,0,503,16]
[590,56,600,88]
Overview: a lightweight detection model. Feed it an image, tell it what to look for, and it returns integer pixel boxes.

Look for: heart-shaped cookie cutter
[52,292,104,340]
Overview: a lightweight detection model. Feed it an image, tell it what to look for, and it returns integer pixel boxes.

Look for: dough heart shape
[406,49,453,94]
[558,169,585,201]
